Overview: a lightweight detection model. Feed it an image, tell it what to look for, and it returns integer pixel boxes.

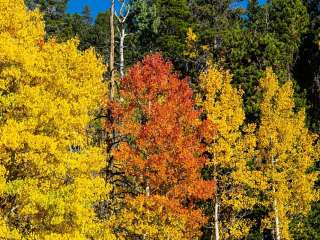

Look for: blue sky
[67,0,267,20]
[67,0,110,19]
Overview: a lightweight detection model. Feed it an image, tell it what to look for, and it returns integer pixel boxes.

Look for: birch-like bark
[272,154,281,240]
[274,195,281,240]
[115,1,130,80]
[214,176,219,240]
[213,157,220,240]
[119,25,125,79]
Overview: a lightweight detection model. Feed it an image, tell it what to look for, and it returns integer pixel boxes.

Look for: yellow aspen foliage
[184,28,199,59]
[256,68,318,240]
[0,1,115,239]
[113,196,189,240]
[198,65,262,239]
[184,28,209,60]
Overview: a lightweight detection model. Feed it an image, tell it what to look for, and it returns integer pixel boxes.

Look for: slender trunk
[272,154,281,240]
[119,25,125,79]
[214,178,219,240]
[146,180,150,197]
[213,159,219,240]
[273,186,281,240]
[109,0,115,99]
[106,1,115,213]
[142,180,150,240]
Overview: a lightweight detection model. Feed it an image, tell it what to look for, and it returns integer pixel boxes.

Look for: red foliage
[106,53,215,235]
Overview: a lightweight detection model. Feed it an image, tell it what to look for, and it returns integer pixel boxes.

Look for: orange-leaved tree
[105,53,215,239]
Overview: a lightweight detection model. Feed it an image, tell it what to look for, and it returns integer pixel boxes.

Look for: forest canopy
[0,0,319,239]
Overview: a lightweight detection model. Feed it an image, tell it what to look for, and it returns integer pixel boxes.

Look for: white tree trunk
[146,179,150,197]
[213,162,219,240]
[115,1,130,80]
[272,154,281,240]
[214,194,220,240]
[119,25,125,79]
[274,191,281,240]
[214,187,220,240]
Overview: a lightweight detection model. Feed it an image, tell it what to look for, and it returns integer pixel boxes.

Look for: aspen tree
[198,65,262,239]
[257,69,318,240]
[115,0,130,79]
[0,1,115,238]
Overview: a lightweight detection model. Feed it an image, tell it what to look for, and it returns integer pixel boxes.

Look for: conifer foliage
[0,1,319,239]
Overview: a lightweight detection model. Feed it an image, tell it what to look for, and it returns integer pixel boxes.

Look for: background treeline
[25,0,320,130]
[0,0,318,239]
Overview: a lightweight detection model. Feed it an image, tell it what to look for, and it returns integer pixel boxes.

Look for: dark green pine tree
[290,2,320,239]
[125,0,160,66]
[220,0,309,120]
[186,0,243,88]
[91,10,111,63]
[153,0,192,64]
[82,5,93,24]
[190,0,242,59]
[294,0,320,132]
[125,0,192,73]
[268,0,309,79]
[25,0,69,39]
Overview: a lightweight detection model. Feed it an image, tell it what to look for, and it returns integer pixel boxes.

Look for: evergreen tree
[82,5,92,24]
[25,0,69,39]
[190,0,242,60]
[126,0,160,66]
[153,0,191,64]
[294,0,320,131]
[221,0,309,120]
[126,0,192,72]
[92,10,111,63]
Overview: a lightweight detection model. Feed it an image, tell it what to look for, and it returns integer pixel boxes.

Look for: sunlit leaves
[256,69,318,239]
[0,1,114,238]
[107,54,214,239]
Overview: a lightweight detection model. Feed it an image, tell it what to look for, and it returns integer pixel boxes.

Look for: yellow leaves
[0,0,44,45]
[184,28,199,59]
[0,166,6,196]
[223,219,252,239]
[114,196,187,240]
[0,217,20,239]
[186,27,197,43]
[199,64,245,168]
[199,64,245,139]
[259,68,294,121]
[198,64,257,239]
[0,0,113,238]
[199,66,317,239]
[256,68,318,239]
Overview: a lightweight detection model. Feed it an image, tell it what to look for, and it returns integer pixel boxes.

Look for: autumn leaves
[104,54,214,239]
[198,66,318,239]
[0,1,318,239]
[103,54,317,239]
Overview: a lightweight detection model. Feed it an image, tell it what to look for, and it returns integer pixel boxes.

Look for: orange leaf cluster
[107,54,214,237]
